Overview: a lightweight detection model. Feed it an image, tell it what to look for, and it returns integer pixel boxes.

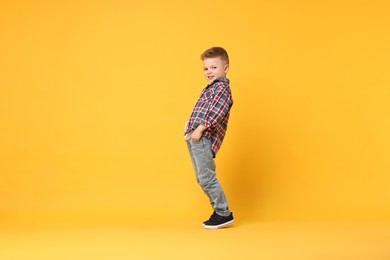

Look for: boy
[184,47,234,229]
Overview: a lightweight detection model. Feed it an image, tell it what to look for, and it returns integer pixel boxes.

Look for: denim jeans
[187,136,231,217]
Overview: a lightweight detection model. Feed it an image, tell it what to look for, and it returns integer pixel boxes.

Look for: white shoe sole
[203,219,234,229]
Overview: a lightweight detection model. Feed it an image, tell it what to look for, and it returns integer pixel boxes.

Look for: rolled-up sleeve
[201,85,232,128]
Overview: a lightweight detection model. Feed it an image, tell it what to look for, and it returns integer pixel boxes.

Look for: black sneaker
[203,211,234,229]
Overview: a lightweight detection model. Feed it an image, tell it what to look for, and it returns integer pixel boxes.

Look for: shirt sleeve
[200,84,232,128]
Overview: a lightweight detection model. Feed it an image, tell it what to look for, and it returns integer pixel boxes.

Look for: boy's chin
[206,77,218,83]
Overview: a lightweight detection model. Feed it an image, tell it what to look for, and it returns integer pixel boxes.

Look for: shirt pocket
[197,98,210,112]
[199,96,209,103]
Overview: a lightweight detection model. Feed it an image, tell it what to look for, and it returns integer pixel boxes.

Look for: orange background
[1,0,390,226]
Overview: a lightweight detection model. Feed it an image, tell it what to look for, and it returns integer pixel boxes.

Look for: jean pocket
[191,137,204,146]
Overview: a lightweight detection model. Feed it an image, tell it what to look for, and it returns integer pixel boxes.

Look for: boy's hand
[191,125,208,142]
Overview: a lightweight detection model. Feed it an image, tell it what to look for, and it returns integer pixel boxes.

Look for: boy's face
[202,57,229,83]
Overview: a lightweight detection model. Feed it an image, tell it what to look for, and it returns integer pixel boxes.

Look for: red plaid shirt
[184,78,233,156]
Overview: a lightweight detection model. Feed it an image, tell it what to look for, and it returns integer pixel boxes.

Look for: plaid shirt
[184,78,233,156]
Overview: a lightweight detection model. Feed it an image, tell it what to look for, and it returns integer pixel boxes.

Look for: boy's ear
[224,64,229,73]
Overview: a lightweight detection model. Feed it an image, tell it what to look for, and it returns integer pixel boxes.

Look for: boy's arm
[191,85,232,142]
[201,85,232,128]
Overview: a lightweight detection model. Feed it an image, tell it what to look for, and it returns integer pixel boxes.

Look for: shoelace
[209,212,223,222]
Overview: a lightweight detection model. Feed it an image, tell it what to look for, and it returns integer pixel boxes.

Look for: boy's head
[201,47,229,83]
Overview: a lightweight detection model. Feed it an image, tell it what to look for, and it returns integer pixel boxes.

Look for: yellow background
[1,0,390,226]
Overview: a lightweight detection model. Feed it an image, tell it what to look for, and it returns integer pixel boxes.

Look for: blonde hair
[200,47,229,64]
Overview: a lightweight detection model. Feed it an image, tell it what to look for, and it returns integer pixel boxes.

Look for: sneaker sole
[202,219,234,230]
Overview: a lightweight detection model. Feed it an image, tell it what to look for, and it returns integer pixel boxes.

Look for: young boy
[184,47,234,229]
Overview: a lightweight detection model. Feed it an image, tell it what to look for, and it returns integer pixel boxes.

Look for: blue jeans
[187,136,231,217]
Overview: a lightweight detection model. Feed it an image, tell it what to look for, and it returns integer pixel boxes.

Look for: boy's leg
[187,136,230,217]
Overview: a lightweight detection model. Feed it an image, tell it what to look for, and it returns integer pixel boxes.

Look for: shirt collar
[206,78,230,88]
